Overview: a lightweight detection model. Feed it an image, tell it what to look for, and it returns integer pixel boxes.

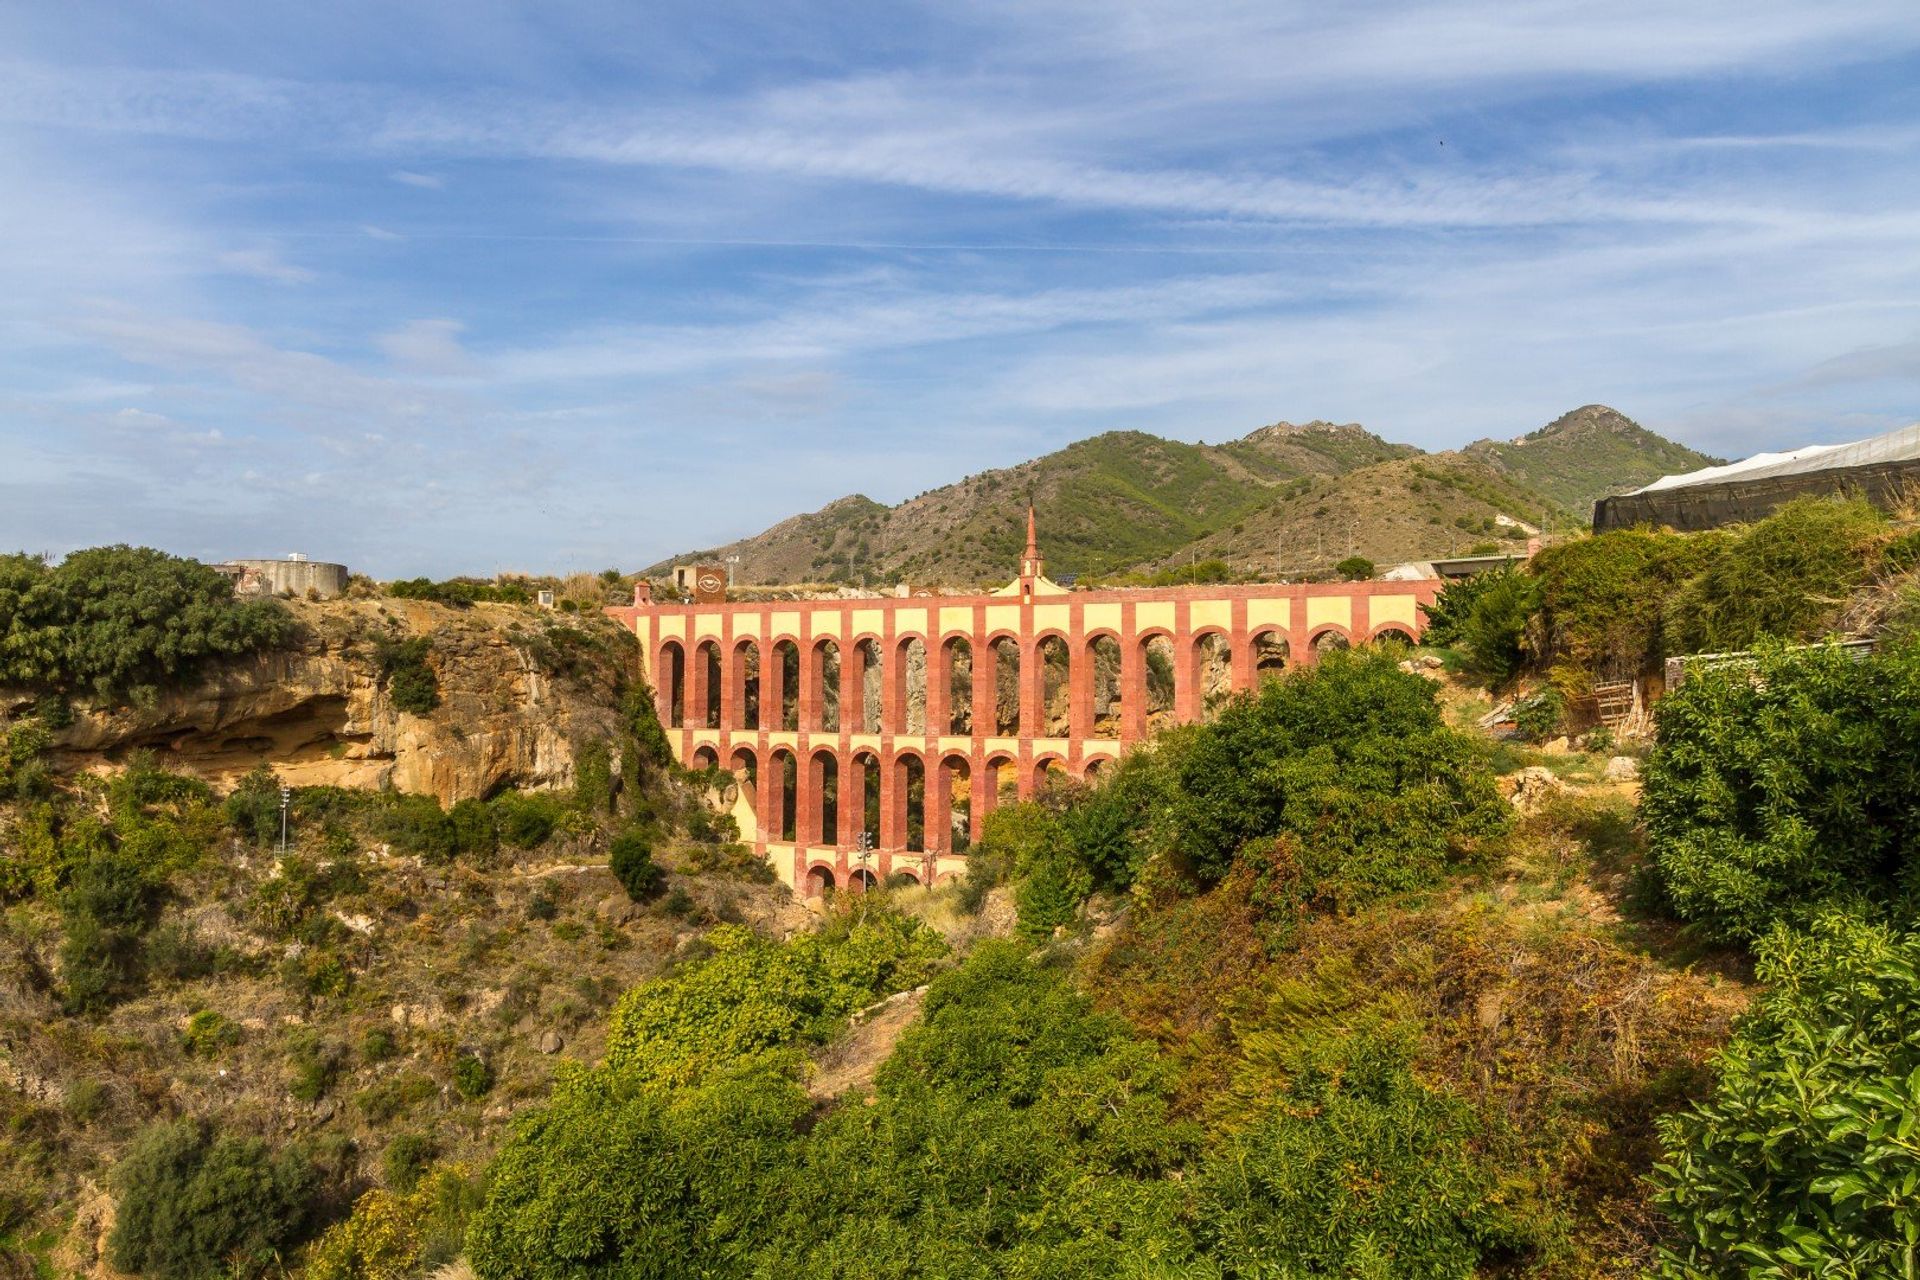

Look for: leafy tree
[1654,914,1920,1277]
[1643,639,1920,942]
[1455,567,1540,687]
[609,828,664,902]
[1335,554,1375,581]
[1529,527,1712,677]
[109,1119,319,1280]
[0,546,293,703]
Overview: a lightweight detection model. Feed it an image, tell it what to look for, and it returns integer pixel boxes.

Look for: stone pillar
[763,645,787,731]
[970,751,992,844]
[797,638,820,735]
[839,753,865,847]
[1173,604,1198,723]
[1120,617,1146,743]
[884,641,908,737]
[928,755,952,854]
[720,643,740,731]
[842,642,866,736]
[972,636,996,741]
[926,640,951,740]
[758,754,780,846]
[795,751,821,848]
[1351,587,1371,645]
[881,751,907,850]
[1068,639,1094,744]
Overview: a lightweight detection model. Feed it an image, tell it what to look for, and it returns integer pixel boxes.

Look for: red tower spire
[1021,502,1044,579]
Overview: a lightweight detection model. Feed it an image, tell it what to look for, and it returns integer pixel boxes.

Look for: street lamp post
[278,785,291,853]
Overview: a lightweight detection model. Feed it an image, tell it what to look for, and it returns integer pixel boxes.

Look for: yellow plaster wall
[770,610,801,638]
[1033,603,1070,635]
[896,607,928,636]
[1189,599,1231,632]
[1372,594,1419,628]
[1306,596,1353,631]
[938,606,972,636]
[1135,600,1175,633]
[851,608,885,637]
[1083,602,1121,634]
[657,614,686,642]
[985,604,1019,635]
[1245,596,1290,632]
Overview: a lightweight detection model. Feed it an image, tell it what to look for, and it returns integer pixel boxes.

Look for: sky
[1,2,1918,577]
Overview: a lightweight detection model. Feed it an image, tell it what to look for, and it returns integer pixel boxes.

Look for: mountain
[1461,404,1722,518]
[648,406,1714,586]
[646,421,1411,585]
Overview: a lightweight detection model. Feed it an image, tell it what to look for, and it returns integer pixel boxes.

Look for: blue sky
[2,1,1917,577]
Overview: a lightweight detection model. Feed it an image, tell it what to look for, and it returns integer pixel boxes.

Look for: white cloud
[377,318,475,376]
[217,247,315,284]
[390,168,445,189]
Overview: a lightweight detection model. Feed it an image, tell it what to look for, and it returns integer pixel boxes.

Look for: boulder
[1603,755,1641,783]
[1507,766,1569,814]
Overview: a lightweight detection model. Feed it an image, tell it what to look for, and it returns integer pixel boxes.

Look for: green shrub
[287,1031,343,1101]
[361,1026,397,1064]
[572,739,615,814]
[1643,639,1920,942]
[1454,566,1539,687]
[449,797,497,861]
[1654,914,1920,1276]
[1335,554,1375,581]
[373,636,439,715]
[604,917,946,1086]
[1510,686,1564,742]
[1529,528,1712,677]
[1663,496,1886,655]
[378,793,457,862]
[383,1133,435,1193]
[108,1118,318,1280]
[609,829,663,902]
[0,546,293,703]
[453,1051,495,1100]
[1197,1025,1508,1278]
[491,791,566,849]
[183,1010,239,1057]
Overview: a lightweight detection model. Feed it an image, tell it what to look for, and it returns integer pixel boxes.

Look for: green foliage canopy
[0,546,293,703]
[109,1119,319,1280]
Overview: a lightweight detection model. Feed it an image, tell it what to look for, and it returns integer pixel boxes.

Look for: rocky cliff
[9,598,638,804]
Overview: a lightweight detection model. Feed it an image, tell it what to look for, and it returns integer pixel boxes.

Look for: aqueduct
[608,513,1439,894]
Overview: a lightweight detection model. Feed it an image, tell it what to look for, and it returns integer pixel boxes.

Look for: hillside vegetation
[649,405,1715,586]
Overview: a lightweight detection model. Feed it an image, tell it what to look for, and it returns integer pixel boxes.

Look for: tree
[109,1119,318,1280]
[1654,914,1920,1276]
[1335,555,1375,581]
[610,829,664,902]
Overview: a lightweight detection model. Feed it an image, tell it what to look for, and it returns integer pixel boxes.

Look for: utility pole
[278,785,291,853]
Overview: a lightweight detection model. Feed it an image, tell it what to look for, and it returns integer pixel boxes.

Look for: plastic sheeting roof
[1630,421,1920,494]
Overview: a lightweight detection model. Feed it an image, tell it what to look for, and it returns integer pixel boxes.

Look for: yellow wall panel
[1033,603,1070,634]
[896,607,929,636]
[939,606,973,636]
[1372,594,1418,628]
[1190,599,1231,631]
[1083,602,1121,634]
[985,605,1020,634]
[1306,596,1353,631]
[770,611,801,638]
[1135,601,1175,633]
[1245,596,1290,632]
[657,614,686,641]
[851,609,884,637]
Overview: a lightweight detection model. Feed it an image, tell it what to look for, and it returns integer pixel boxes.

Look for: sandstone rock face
[23,598,635,806]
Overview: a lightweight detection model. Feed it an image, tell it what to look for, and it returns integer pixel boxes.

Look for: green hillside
[1462,404,1722,518]
[647,407,1710,587]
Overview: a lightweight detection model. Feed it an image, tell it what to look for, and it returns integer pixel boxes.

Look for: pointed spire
[1021,501,1044,579]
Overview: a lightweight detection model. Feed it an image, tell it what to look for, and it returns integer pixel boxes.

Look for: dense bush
[1643,639,1920,942]
[384,577,533,607]
[608,828,664,902]
[1453,566,1540,687]
[491,790,569,849]
[1654,914,1920,1276]
[304,1165,482,1280]
[1154,649,1507,898]
[109,1118,319,1280]
[1335,554,1376,581]
[0,546,294,703]
[1663,497,1886,655]
[1528,528,1712,679]
[604,915,947,1086]
[372,636,439,715]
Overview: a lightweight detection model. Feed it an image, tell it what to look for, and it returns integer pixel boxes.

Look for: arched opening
[659,641,686,728]
[1088,635,1122,739]
[895,752,927,851]
[1083,755,1112,782]
[1037,635,1070,737]
[990,637,1021,735]
[731,639,761,730]
[1371,626,1416,652]
[694,641,721,728]
[943,637,973,735]
[1033,755,1070,798]
[985,753,1018,812]
[849,868,878,893]
[895,637,928,735]
[771,748,797,842]
[728,745,759,843]
[1141,634,1175,732]
[850,749,881,848]
[941,753,972,852]
[771,641,800,731]
[690,745,719,771]
[805,864,836,897]
[813,639,841,732]
[888,869,921,888]
[854,640,882,732]
[1313,628,1352,657]
[1197,632,1234,722]
[1252,629,1290,682]
[809,749,838,845]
